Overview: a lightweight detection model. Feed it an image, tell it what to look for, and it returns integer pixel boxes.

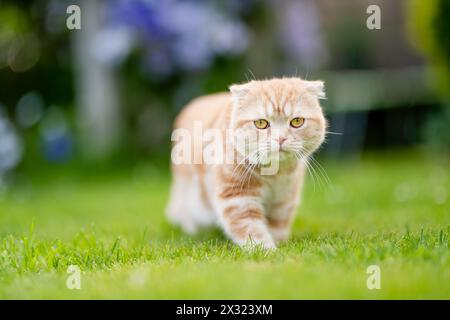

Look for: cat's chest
[260,172,300,204]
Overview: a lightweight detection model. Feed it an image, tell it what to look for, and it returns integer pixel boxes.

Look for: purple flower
[104,0,251,73]
[276,0,328,69]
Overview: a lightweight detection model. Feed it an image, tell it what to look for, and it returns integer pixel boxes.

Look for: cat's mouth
[277,144,291,153]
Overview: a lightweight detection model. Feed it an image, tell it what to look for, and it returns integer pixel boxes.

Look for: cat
[167,77,327,250]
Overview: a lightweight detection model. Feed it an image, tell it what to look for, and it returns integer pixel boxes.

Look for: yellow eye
[254,119,269,129]
[290,117,305,128]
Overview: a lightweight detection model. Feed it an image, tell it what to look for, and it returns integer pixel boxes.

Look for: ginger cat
[167,77,327,249]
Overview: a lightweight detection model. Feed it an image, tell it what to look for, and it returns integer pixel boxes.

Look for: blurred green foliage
[408,0,450,152]
[408,0,450,98]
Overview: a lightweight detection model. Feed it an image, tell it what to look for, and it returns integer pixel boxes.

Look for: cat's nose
[277,137,287,145]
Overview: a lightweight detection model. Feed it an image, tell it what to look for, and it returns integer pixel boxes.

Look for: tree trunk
[72,0,122,159]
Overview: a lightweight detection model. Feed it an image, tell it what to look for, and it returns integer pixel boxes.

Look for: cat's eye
[290,117,305,128]
[254,119,269,129]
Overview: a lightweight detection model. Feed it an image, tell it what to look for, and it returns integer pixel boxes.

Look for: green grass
[0,150,449,299]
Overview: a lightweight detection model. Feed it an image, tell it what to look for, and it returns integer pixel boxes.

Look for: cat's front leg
[266,169,304,244]
[214,171,276,249]
[219,198,276,250]
[267,203,297,244]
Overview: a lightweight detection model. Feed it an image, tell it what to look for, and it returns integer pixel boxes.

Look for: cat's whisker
[294,150,317,192]
[230,149,260,182]
[297,146,329,188]
[296,147,330,189]
[237,160,256,193]
[231,150,258,179]
[307,154,332,187]
[231,145,268,189]
[240,162,256,192]
[300,156,316,192]
[326,131,343,136]
[247,68,256,81]
[237,146,269,192]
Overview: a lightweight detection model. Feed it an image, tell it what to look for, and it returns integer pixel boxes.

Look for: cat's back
[174,92,232,131]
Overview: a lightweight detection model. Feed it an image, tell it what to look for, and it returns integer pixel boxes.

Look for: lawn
[0,150,448,299]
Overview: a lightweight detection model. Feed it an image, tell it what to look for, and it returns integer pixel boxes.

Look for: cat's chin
[259,150,297,165]
[278,150,294,162]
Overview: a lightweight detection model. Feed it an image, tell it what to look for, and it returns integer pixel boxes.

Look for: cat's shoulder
[175,92,232,129]
[188,92,231,109]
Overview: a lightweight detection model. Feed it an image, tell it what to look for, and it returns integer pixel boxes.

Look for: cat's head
[229,77,327,165]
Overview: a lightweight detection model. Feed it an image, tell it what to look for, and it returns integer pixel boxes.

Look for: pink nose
[277,137,287,145]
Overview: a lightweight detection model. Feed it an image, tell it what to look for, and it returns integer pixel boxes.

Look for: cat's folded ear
[229,83,250,104]
[303,80,326,100]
